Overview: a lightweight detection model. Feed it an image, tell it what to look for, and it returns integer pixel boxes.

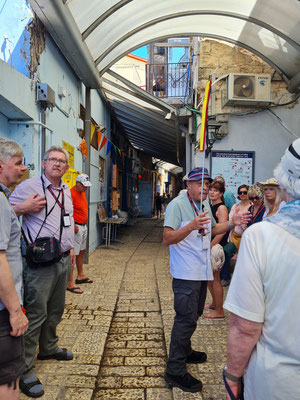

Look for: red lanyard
[47,186,65,213]
[187,192,205,235]
[187,192,201,216]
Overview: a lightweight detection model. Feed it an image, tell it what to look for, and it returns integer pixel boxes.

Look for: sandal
[67,286,83,294]
[75,277,93,284]
[19,377,44,398]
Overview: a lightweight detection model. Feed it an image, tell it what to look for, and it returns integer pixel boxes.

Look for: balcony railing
[146,62,193,102]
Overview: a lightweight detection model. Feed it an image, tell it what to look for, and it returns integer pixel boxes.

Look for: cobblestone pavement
[20,218,228,400]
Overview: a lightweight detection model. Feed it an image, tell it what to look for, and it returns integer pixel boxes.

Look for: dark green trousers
[21,254,71,379]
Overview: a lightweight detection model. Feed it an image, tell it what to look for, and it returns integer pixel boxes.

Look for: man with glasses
[10,146,75,398]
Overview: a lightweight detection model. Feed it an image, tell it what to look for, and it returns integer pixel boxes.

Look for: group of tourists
[163,138,300,400]
[1,135,300,400]
[0,139,92,399]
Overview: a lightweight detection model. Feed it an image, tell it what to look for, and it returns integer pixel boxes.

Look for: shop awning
[101,70,179,164]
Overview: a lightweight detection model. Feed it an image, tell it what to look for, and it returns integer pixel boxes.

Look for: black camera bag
[25,236,62,268]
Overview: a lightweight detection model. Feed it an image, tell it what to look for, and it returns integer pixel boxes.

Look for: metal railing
[146,62,193,101]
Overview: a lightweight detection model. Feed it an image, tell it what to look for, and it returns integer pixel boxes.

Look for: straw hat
[260,178,279,187]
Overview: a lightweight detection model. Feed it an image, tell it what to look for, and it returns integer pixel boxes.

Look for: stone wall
[197,39,297,117]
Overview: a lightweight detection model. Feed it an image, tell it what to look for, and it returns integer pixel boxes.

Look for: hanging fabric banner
[79,139,87,158]
[99,136,107,151]
[199,80,211,152]
[90,124,96,140]
[106,141,112,155]
[97,131,103,150]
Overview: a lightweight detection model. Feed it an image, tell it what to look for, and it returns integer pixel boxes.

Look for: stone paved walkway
[20,218,228,400]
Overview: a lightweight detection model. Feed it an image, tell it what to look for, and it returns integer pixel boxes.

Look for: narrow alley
[20,219,228,400]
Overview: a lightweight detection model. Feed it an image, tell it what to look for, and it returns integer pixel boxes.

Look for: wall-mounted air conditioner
[223,73,272,106]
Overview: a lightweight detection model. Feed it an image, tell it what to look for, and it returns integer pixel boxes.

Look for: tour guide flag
[199,80,212,152]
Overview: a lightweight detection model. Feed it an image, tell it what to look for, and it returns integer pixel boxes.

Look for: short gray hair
[43,146,69,164]
[214,175,225,183]
[0,138,24,163]
[274,162,300,199]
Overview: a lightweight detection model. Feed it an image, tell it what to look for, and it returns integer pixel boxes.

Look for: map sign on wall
[210,151,255,198]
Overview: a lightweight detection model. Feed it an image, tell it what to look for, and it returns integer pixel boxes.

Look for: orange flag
[97,130,103,149]
[99,136,107,151]
[79,139,87,158]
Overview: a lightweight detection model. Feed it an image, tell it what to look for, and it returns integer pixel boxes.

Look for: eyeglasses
[238,190,248,195]
[47,157,67,165]
[249,196,260,201]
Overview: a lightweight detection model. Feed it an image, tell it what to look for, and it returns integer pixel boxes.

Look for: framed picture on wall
[210,150,255,198]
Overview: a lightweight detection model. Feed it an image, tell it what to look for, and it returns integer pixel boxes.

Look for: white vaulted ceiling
[28,0,300,163]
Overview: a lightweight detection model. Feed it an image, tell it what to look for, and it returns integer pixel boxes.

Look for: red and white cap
[76,173,92,187]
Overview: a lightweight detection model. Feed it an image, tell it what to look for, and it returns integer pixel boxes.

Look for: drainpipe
[84,87,91,263]
[8,120,53,132]
[41,110,46,161]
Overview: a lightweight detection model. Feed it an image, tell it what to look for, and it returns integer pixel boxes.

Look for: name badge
[202,235,210,250]
[62,213,71,227]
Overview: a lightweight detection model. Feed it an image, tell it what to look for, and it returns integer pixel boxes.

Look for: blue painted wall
[138,181,153,217]
[0,12,112,253]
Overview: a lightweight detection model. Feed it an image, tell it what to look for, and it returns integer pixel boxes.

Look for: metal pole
[41,110,46,163]
[84,87,91,264]
[185,133,191,174]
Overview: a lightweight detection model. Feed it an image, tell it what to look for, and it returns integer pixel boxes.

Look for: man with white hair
[0,138,28,400]
[223,138,300,400]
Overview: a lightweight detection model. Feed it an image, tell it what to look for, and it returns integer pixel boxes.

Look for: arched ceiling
[29,0,300,87]
[28,0,300,164]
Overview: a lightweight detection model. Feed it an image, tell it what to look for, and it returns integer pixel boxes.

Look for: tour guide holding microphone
[163,167,250,393]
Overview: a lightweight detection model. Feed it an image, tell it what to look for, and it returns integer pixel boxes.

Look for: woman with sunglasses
[261,178,285,219]
[228,185,250,251]
[247,184,266,226]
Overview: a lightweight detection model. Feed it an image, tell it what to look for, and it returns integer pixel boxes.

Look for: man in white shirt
[163,167,249,393]
[223,138,300,400]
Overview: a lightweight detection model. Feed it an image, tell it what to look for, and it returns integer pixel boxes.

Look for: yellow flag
[199,81,211,152]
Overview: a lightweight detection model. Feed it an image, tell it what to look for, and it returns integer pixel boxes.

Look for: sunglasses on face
[238,190,248,195]
[249,196,260,201]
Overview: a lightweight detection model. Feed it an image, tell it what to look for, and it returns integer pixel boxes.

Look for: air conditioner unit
[224,73,272,106]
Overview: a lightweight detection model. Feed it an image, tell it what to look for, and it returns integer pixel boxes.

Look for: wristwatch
[222,365,242,382]
[227,220,232,229]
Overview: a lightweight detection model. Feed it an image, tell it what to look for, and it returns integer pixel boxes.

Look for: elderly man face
[186,179,210,202]
[0,155,26,187]
[41,150,69,182]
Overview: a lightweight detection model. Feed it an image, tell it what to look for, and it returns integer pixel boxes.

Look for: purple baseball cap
[183,167,212,182]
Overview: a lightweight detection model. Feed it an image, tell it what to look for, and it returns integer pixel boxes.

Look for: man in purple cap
[163,167,249,393]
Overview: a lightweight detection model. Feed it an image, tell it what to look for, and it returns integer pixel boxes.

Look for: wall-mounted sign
[62,140,75,169]
[210,151,255,198]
